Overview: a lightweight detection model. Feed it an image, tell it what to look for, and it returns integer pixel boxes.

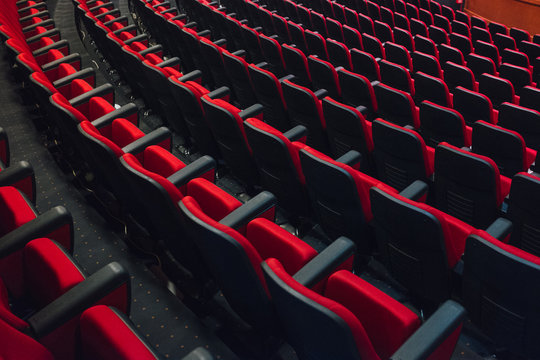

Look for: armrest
[197,30,211,37]
[219,191,277,229]
[336,150,362,168]
[178,70,203,82]
[28,262,130,338]
[171,14,187,21]
[485,218,513,241]
[19,10,50,25]
[239,103,264,120]
[91,103,139,129]
[103,15,128,27]
[460,146,472,152]
[32,39,70,57]
[156,57,180,68]
[161,7,178,15]
[214,38,227,47]
[227,12,237,18]
[292,237,356,288]
[111,24,137,36]
[269,34,279,39]
[0,206,73,258]
[313,89,328,99]
[155,1,170,7]
[399,180,429,202]
[183,21,197,28]
[90,2,114,13]
[403,125,415,130]
[239,19,249,24]
[52,67,95,89]
[181,347,215,360]
[253,26,263,32]
[255,61,268,68]
[138,45,163,57]
[168,155,216,188]
[41,53,82,73]
[279,74,295,82]
[207,86,231,100]
[232,49,246,58]
[122,127,172,155]
[95,9,120,20]
[69,83,115,107]
[26,29,60,44]
[22,19,55,33]
[123,34,148,45]
[0,161,35,202]
[283,125,307,142]
[390,300,466,360]
[18,2,47,14]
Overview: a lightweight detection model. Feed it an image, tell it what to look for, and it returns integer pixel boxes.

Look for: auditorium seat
[351,48,381,81]
[498,63,535,96]
[519,85,540,112]
[497,102,540,150]
[453,86,497,126]
[380,59,415,95]
[338,69,378,120]
[412,51,443,78]
[414,71,452,107]
[282,44,313,88]
[419,100,471,148]
[444,61,477,91]
[385,42,413,71]
[478,73,519,109]
[374,83,420,129]
[466,53,497,78]
[474,40,501,68]
[308,55,342,100]
[414,34,438,58]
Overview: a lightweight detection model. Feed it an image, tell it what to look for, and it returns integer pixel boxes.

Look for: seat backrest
[394,12,411,32]
[434,13,451,32]
[510,27,531,46]
[414,34,438,58]
[338,69,378,119]
[342,24,363,51]
[443,61,475,91]
[362,33,385,59]
[222,51,257,108]
[374,20,394,43]
[466,53,496,78]
[419,100,467,148]
[494,32,517,51]
[305,29,329,60]
[450,32,473,55]
[350,49,381,81]
[259,33,286,76]
[489,21,508,38]
[428,25,449,45]
[410,18,428,37]
[434,142,502,228]
[393,27,415,51]
[326,38,353,70]
[519,41,540,66]
[439,43,465,66]
[372,119,432,190]
[471,26,492,44]
[451,20,470,38]
[499,63,532,95]
[478,73,515,109]
[453,86,495,125]
[474,39,501,67]
[385,41,412,71]
[472,121,527,177]
[282,44,312,86]
[463,230,540,358]
[374,82,419,128]
[308,55,341,99]
[326,17,344,43]
[519,85,540,112]
[412,51,442,78]
[498,102,540,150]
[358,12,375,35]
[502,48,530,68]
[380,59,414,95]
[414,71,451,107]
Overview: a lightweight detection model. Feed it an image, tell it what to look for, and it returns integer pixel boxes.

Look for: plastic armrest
[254,61,268,68]
[253,26,263,32]
[0,206,73,258]
[207,1,218,6]
[41,53,82,72]
[32,40,69,57]
[69,83,115,107]
[161,7,178,15]
[112,24,137,36]
[0,161,35,202]
[403,124,415,130]
[171,14,187,21]
[95,9,120,20]
[279,74,295,82]
[122,127,172,155]
[219,191,277,229]
[283,125,307,142]
[178,70,203,82]
[399,180,429,202]
[19,10,50,24]
[485,217,513,240]
[123,34,148,45]
[269,34,278,39]
[390,300,466,360]
[181,347,215,360]
[227,12,237,18]
[183,21,197,28]
[155,1,170,7]
[22,19,55,33]
[214,38,227,47]
[156,57,180,68]
[52,67,95,89]
[28,262,130,338]
[314,88,329,99]
[168,155,216,189]
[207,86,231,99]
[91,103,139,129]
[197,30,211,37]
[336,150,362,168]
[460,146,472,152]
[18,2,47,14]
[103,15,128,27]
[292,237,357,288]
[138,45,163,56]
[232,49,246,57]
[26,29,60,44]
[239,19,248,24]
[239,103,264,119]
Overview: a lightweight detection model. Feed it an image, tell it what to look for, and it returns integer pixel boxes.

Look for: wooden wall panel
[466,0,540,36]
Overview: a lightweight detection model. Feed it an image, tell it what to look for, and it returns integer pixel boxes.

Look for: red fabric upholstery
[326,270,421,359]
[84,97,115,122]
[110,118,145,148]
[0,318,53,360]
[0,186,37,236]
[24,238,85,308]
[79,121,123,157]
[142,145,186,177]
[51,93,87,123]
[473,229,540,266]
[283,80,326,127]
[58,79,93,100]
[186,178,242,221]
[79,306,158,360]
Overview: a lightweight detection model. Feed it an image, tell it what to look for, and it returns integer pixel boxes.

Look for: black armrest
[112,24,138,36]
[123,34,148,45]
[485,218,513,241]
[28,262,130,338]
[91,103,139,129]
[283,125,307,142]
[197,30,211,38]
[104,15,128,27]
[227,12,237,18]
[314,88,329,99]
[178,70,203,82]
[138,45,163,56]
[460,146,472,152]
[239,103,264,120]
[269,34,279,39]
[95,8,120,20]
[254,61,268,68]
[168,155,216,189]
[390,300,466,360]
[219,191,277,229]
[155,1,170,7]
[239,19,249,24]
[336,150,362,168]
[18,2,47,14]
[41,53,82,73]
[208,1,218,6]
[19,10,50,25]
[182,347,215,360]
[355,105,368,116]
[0,206,73,258]
[32,39,70,57]
[207,86,231,100]
[156,57,181,68]
[399,180,429,202]
[171,14,187,21]
[183,21,197,28]
[90,2,114,13]
[52,67,95,89]
[214,38,227,47]
[0,161,35,202]
[253,26,263,32]
[161,7,178,15]
[22,19,55,33]
[69,83,115,107]
[403,125,415,130]
[26,29,60,44]
[279,74,295,82]
[122,127,172,155]
[232,49,247,57]
[292,237,356,288]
